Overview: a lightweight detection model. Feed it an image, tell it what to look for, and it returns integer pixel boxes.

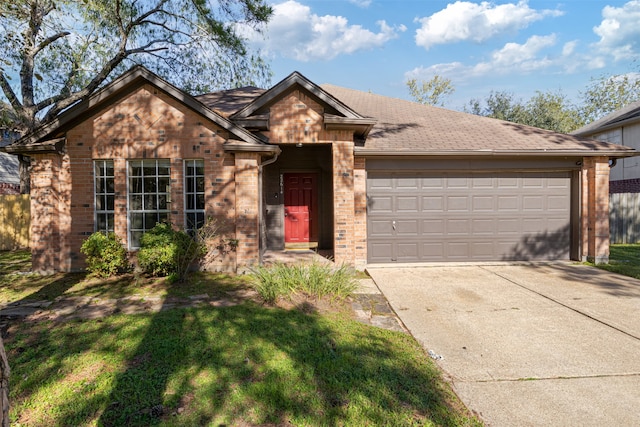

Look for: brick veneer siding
[30,154,62,273]
[332,140,355,264]
[0,183,19,195]
[234,152,260,270]
[29,84,238,273]
[609,178,640,194]
[582,156,610,264]
[353,156,367,267]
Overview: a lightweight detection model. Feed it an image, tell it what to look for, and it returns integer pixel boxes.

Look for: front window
[184,159,205,235]
[94,160,114,232]
[128,159,171,248]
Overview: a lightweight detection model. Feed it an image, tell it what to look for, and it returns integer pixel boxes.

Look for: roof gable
[7,66,271,154]
[572,100,640,137]
[231,71,376,139]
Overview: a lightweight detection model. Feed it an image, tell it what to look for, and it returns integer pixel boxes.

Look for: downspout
[258,150,281,265]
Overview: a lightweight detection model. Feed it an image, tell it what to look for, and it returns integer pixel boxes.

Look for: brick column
[583,156,610,264]
[333,140,355,265]
[353,156,367,268]
[234,152,260,270]
[30,154,62,273]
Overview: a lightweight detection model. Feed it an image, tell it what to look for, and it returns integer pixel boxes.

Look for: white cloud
[406,34,561,82]
[414,1,563,50]
[243,1,405,61]
[348,0,372,7]
[593,0,640,61]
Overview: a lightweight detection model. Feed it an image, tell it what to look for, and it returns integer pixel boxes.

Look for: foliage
[6,304,480,426]
[466,89,584,133]
[137,223,203,278]
[80,232,129,277]
[465,90,527,123]
[466,72,640,132]
[521,90,584,133]
[579,73,640,123]
[0,0,273,130]
[407,75,455,106]
[593,244,640,280]
[249,262,358,303]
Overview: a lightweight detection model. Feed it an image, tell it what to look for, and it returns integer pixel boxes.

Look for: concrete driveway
[366,263,640,427]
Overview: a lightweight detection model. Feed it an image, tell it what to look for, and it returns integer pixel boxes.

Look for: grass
[0,250,481,426]
[593,244,640,279]
[249,262,358,303]
[0,251,247,303]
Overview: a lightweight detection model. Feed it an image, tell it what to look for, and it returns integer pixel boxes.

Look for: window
[128,159,171,248]
[184,159,205,234]
[94,160,115,232]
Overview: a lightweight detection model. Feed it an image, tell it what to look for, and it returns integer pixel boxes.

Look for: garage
[367,171,573,263]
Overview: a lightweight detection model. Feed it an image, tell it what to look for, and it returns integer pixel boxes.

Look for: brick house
[5,66,637,272]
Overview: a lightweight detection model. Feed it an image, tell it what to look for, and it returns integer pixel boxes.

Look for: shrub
[137,223,203,278]
[250,262,358,303]
[80,232,129,277]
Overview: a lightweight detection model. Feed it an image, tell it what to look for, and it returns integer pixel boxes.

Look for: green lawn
[594,244,640,279]
[0,251,481,426]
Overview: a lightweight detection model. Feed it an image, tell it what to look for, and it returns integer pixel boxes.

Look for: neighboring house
[572,101,640,243]
[0,129,20,195]
[5,66,637,273]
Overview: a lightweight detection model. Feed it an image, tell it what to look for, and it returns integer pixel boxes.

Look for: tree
[521,90,583,134]
[0,0,273,192]
[407,75,455,107]
[579,73,640,123]
[465,89,584,134]
[465,90,527,123]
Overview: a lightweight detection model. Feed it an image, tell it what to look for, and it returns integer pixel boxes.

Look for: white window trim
[184,159,205,234]
[126,159,172,249]
[93,159,115,233]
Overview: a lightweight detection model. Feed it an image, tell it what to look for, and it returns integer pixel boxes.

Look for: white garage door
[367,172,572,263]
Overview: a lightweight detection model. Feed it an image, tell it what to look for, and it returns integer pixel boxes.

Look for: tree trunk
[18,155,30,194]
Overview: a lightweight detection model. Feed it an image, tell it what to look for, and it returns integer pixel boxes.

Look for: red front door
[284,173,318,244]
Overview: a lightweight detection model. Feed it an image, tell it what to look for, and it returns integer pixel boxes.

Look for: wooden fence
[0,194,29,250]
[610,193,640,244]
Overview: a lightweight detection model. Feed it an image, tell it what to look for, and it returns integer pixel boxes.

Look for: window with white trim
[128,159,171,248]
[94,160,115,232]
[184,159,205,235]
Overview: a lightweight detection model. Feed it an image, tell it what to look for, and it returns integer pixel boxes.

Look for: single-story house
[5,66,637,273]
[0,129,20,195]
[572,101,640,243]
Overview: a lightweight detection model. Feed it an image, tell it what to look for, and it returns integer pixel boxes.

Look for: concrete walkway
[366,263,640,427]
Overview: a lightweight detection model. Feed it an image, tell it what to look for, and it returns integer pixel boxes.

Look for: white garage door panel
[367,172,572,263]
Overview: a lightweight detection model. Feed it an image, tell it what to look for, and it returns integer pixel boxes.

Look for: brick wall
[610,178,640,194]
[234,152,260,270]
[30,154,62,273]
[332,139,355,265]
[353,156,367,267]
[582,156,610,264]
[30,84,238,273]
[0,184,19,195]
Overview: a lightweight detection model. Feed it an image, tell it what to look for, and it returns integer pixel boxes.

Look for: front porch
[262,144,335,256]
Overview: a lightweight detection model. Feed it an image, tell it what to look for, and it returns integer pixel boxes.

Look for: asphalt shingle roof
[320,84,634,155]
[196,87,265,117]
[198,82,634,155]
[571,100,640,137]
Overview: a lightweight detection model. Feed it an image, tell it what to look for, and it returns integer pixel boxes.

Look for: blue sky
[242,0,640,110]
